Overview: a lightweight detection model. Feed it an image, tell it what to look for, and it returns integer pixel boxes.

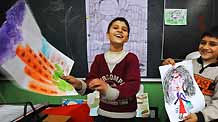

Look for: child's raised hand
[88,78,108,94]
[61,75,82,90]
[162,58,176,66]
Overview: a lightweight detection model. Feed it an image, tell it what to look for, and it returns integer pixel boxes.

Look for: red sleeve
[117,53,141,98]
[86,55,100,80]
[84,55,101,94]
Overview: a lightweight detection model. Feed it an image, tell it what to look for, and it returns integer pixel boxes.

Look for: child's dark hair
[201,26,218,39]
[107,17,130,34]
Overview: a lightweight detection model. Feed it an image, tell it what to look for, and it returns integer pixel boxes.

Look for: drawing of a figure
[163,65,195,120]
[171,10,184,20]
[174,87,193,119]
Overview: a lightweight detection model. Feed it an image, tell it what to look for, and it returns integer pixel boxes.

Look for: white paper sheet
[159,60,205,122]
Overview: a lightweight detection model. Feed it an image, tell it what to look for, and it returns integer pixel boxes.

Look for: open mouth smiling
[114,34,123,38]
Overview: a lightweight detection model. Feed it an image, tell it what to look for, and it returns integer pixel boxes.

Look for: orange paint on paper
[16,44,53,80]
[28,80,63,95]
[24,66,53,85]
[38,51,55,70]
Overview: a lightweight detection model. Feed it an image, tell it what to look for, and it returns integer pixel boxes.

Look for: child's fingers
[88,79,101,89]
[91,85,101,90]
[89,82,103,91]
[61,75,68,80]
[88,79,108,93]
[61,76,82,90]
[61,76,76,86]
[162,58,175,65]
[89,82,99,89]
[61,75,73,81]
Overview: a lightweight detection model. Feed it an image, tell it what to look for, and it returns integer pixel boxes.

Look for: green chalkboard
[23,0,88,78]
[26,0,164,78]
[163,0,218,59]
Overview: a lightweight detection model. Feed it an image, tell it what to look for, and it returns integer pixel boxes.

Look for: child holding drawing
[162,26,218,122]
[62,17,140,122]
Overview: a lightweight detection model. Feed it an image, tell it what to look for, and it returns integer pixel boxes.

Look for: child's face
[199,36,218,62]
[106,20,129,47]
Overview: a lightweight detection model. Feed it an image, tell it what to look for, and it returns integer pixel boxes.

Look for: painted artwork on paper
[159,60,205,122]
[0,0,77,96]
[164,9,187,25]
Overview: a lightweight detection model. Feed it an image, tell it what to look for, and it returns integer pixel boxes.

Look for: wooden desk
[43,115,72,122]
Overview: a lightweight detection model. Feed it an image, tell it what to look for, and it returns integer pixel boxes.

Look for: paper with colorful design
[0,0,77,96]
[159,60,205,122]
[164,9,187,25]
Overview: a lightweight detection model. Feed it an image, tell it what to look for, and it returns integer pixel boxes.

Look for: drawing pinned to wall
[159,60,205,122]
[164,9,187,25]
[0,0,77,96]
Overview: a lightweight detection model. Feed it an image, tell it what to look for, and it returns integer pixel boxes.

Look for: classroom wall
[0,80,166,122]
